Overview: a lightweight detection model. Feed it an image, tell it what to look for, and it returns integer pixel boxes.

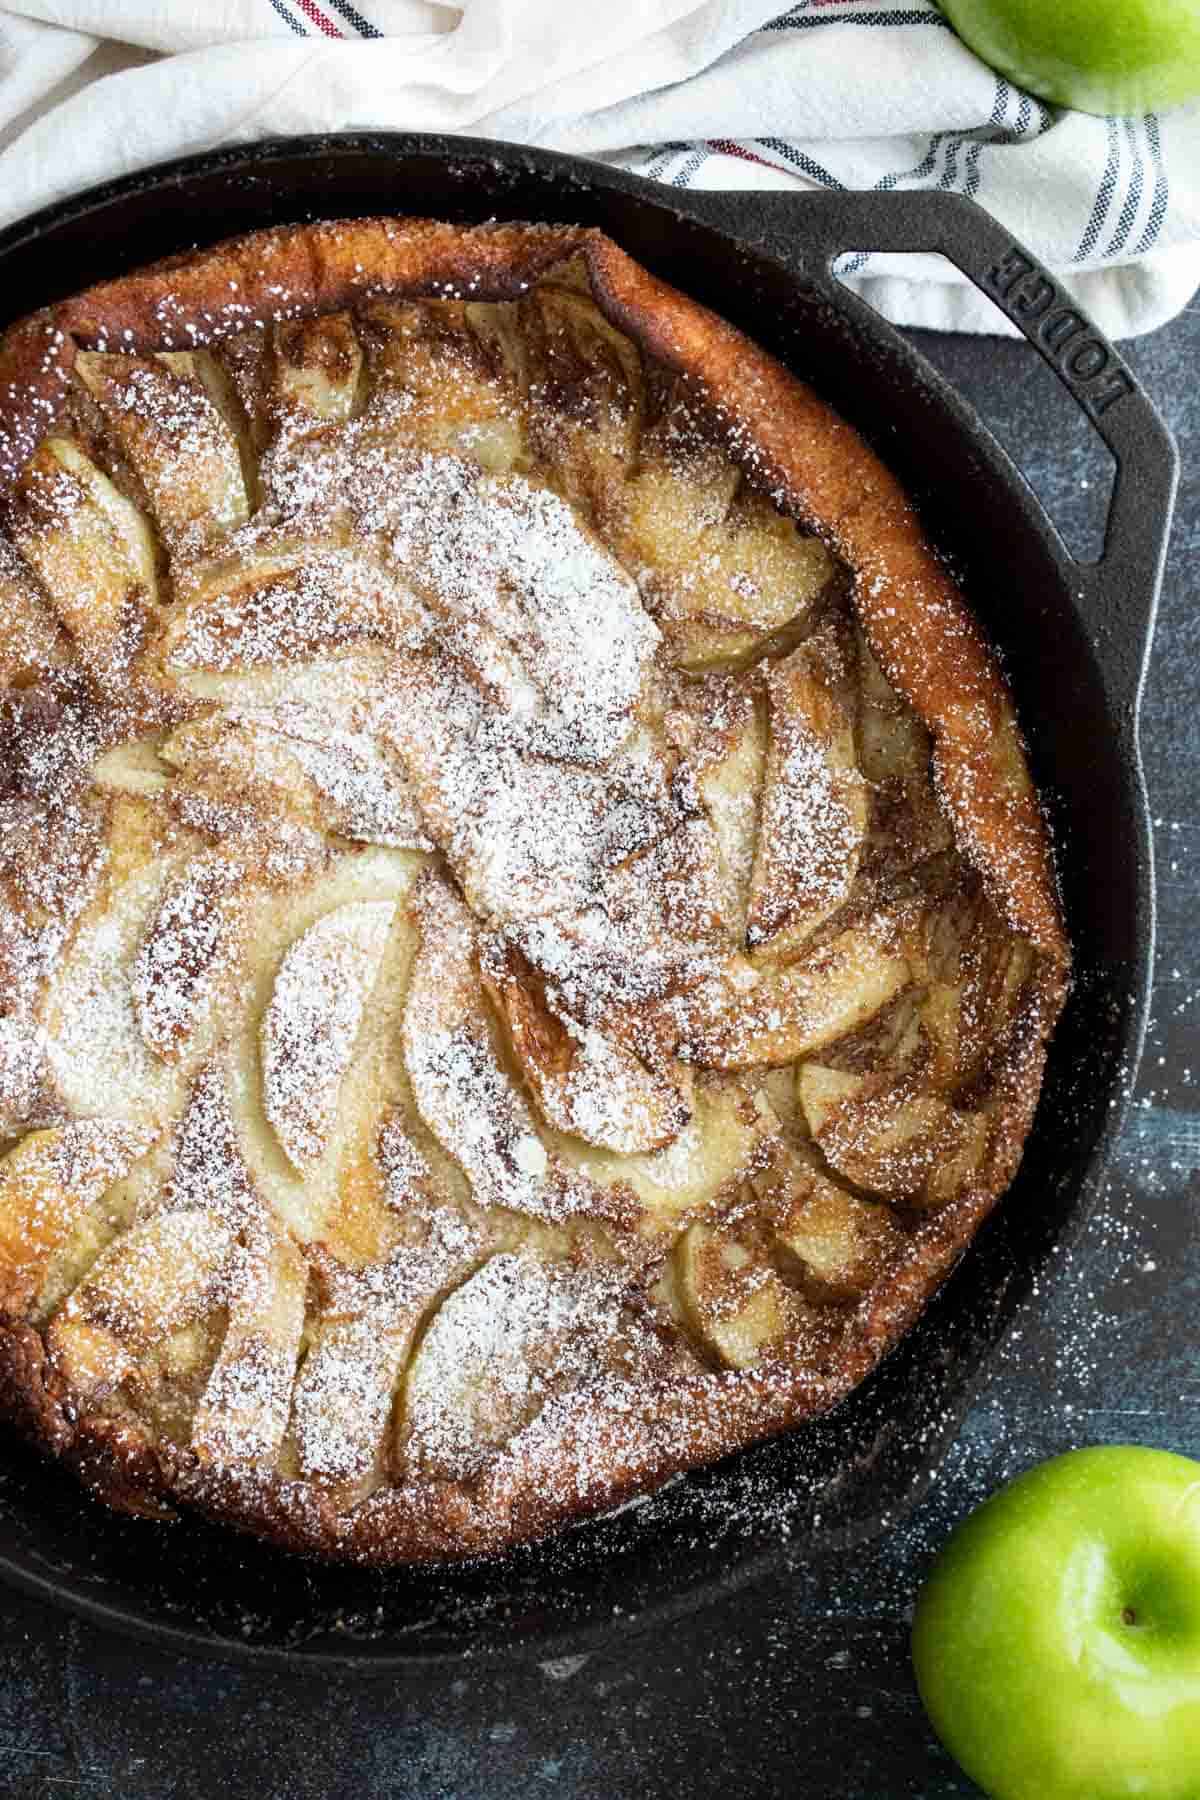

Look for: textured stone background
[0,301,1194,1800]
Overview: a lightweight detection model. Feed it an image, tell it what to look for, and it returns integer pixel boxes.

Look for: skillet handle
[666,186,1177,712]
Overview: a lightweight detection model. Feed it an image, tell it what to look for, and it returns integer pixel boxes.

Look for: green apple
[937,0,1200,115]
[913,1446,1200,1800]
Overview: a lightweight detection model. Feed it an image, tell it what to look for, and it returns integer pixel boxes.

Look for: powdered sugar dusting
[293,1217,482,1485]
[377,449,659,763]
[162,1063,258,1234]
[165,547,431,672]
[132,852,244,1061]
[402,1253,625,1480]
[382,650,667,929]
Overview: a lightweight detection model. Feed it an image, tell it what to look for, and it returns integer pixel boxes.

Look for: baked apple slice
[75,350,251,551]
[132,851,246,1064]
[293,1228,480,1492]
[676,918,911,1070]
[0,537,72,686]
[47,1207,234,1399]
[160,541,430,676]
[753,1139,903,1301]
[369,456,659,766]
[383,652,664,929]
[260,899,397,1173]
[692,678,769,933]
[40,794,189,1120]
[291,1312,413,1492]
[797,1063,991,1207]
[0,1121,154,1323]
[191,1228,307,1467]
[517,284,642,516]
[674,1220,793,1370]
[8,437,159,673]
[399,1253,618,1479]
[549,1082,775,1234]
[357,298,527,475]
[161,709,430,852]
[746,631,867,961]
[610,380,836,669]
[270,312,364,432]
[481,936,691,1155]
[403,871,569,1222]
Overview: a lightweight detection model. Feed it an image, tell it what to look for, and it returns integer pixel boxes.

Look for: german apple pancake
[0,218,1069,1563]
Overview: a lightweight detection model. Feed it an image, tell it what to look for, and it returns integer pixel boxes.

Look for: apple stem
[1122,1607,1137,1627]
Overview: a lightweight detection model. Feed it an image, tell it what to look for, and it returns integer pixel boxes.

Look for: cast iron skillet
[0,135,1177,1666]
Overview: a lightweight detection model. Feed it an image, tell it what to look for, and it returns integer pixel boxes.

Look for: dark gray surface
[0,303,1195,1800]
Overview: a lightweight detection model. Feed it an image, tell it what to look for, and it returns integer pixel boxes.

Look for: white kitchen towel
[1,0,1197,337]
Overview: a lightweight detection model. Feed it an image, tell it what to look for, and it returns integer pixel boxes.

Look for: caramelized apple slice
[48,1208,234,1398]
[316,1111,473,1276]
[132,852,245,1063]
[914,883,1037,1090]
[399,1253,609,1479]
[357,299,526,474]
[611,383,835,668]
[855,628,933,784]
[75,350,250,551]
[0,1121,154,1322]
[383,653,663,929]
[746,633,867,960]
[0,538,71,687]
[292,1312,414,1491]
[159,645,433,848]
[293,1228,479,1490]
[797,1063,991,1207]
[794,1063,865,1137]
[374,458,659,765]
[693,680,768,930]
[674,1221,792,1370]
[160,542,430,675]
[864,775,954,881]
[550,1084,774,1231]
[517,284,642,514]
[776,1179,901,1299]
[40,796,187,1120]
[8,437,158,672]
[162,706,431,853]
[260,899,397,1173]
[607,813,738,951]
[753,1140,902,1300]
[191,1230,307,1467]
[403,872,571,1222]
[271,313,363,431]
[677,920,911,1070]
[482,937,690,1154]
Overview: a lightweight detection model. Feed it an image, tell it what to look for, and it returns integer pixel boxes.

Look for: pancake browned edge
[0,218,1069,1564]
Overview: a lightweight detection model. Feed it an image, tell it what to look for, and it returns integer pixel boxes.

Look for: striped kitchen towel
[0,0,1196,336]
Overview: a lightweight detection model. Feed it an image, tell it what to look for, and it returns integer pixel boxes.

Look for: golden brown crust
[0,215,1069,1564]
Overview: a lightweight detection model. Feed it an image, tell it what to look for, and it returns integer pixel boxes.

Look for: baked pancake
[0,218,1069,1563]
